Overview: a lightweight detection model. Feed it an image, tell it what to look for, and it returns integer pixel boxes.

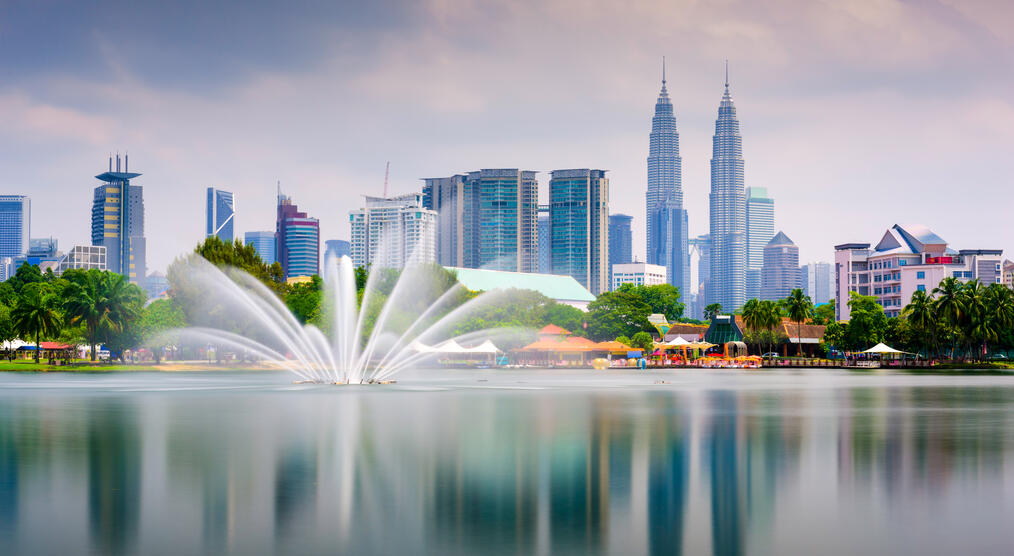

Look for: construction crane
[383,161,390,198]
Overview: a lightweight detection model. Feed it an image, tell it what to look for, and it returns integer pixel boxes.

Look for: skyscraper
[349,193,437,270]
[653,196,690,297]
[206,187,235,242]
[537,210,551,274]
[802,262,833,305]
[324,239,351,261]
[709,66,747,312]
[746,187,774,300]
[646,59,687,288]
[92,154,146,287]
[423,169,537,272]
[761,231,800,301]
[608,214,632,288]
[276,191,319,279]
[245,231,276,265]
[549,169,609,294]
[0,195,30,259]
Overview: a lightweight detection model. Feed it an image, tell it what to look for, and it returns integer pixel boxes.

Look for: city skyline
[1,1,1012,273]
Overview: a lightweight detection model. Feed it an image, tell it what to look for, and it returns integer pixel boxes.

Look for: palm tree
[703,303,722,322]
[960,280,986,360]
[985,284,1014,359]
[11,284,62,363]
[902,289,936,358]
[782,289,814,356]
[932,277,964,360]
[741,299,761,353]
[759,300,782,358]
[63,270,144,361]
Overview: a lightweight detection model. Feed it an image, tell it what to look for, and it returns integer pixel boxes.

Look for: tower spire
[662,56,666,86]
[724,59,729,89]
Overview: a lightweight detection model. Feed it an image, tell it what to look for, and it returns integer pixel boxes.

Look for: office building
[349,193,437,270]
[422,169,538,272]
[549,169,609,294]
[834,224,1003,319]
[245,231,276,265]
[652,196,690,296]
[746,187,774,299]
[760,231,800,301]
[709,67,747,312]
[1004,260,1014,289]
[92,154,146,287]
[0,195,30,259]
[646,61,686,279]
[802,262,833,305]
[276,192,320,278]
[608,214,632,290]
[537,210,551,274]
[206,187,235,242]
[56,245,106,275]
[612,262,666,291]
[324,239,351,261]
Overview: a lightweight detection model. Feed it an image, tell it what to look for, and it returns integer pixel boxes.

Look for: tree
[6,262,45,293]
[630,331,654,353]
[616,283,685,322]
[811,302,836,325]
[11,283,62,363]
[62,270,145,362]
[286,275,323,325]
[190,235,285,294]
[585,290,652,341]
[140,299,187,363]
[782,289,814,356]
[842,292,888,350]
[932,277,964,359]
[960,280,987,360]
[902,289,936,358]
[703,303,722,321]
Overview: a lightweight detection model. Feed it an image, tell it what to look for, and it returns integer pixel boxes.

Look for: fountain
[164,254,528,384]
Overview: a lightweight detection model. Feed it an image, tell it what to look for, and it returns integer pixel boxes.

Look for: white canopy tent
[863,343,910,355]
[411,339,500,354]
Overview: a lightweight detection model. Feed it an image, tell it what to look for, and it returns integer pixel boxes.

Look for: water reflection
[1,376,1013,555]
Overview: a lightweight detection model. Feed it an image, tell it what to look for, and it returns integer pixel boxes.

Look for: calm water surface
[1,368,1013,555]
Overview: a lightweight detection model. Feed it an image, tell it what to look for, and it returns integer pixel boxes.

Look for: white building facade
[349,193,437,270]
[611,262,667,291]
[56,245,107,275]
[834,224,1003,320]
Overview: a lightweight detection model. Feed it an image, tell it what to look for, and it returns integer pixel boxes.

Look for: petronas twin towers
[646,62,746,312]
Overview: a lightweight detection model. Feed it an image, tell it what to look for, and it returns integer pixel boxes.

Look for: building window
[916,271,925,279]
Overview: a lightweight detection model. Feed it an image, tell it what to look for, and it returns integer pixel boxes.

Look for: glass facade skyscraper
[324,239,351,261]
[761,231,800,301]
[423,169,537,273]
[549,169,609,294]
[0,195,30,258]
[537,210,551,274]
[646,61,687,295]
[245,231,276,265]
[608,214,632,289]
[92,154,146,288]
[746,187,774,300]
[206,187,235,242]
[709,70,747,312]
[276,193,319,279]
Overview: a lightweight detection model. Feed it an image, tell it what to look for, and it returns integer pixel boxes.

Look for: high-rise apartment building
[92,154,146,287]
[324,239,351,261]
[422,169,537,272]
[802,262,833,305]
[834,224,1003,319]
[537,210,551,274]
[709,68,747,312]
[0,195,30,259]
[206,187,235,242]
[349,193,436,270]
[549,169,609,294]
[760,231,800,301]
[276,192,319,279]
[746,187,774,299]
[245,231,276,265]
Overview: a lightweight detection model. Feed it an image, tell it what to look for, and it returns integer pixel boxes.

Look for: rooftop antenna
[383,161,390,198]
[662,55,666,86]
[125,152,128,172]
[109,154,112,172]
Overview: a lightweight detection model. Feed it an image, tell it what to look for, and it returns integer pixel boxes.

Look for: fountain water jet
[163,254,529,384]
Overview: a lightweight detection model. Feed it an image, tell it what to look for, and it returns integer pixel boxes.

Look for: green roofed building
[447,266,596,311]
[704,315,743,344]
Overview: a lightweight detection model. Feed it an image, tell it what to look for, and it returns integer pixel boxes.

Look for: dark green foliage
[192,236,285,295]
[630,331,654,352]
[11,283,62,363]
[615,283,684,321]
[703,303,722,321]
[585,290,652,341]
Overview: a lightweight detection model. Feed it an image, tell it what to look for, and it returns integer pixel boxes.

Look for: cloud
[1,0,1012,274]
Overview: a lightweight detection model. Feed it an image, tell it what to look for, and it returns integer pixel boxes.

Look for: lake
[1,368,1012,555]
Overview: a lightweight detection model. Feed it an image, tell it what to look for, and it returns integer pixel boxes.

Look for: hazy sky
[2,0,1012,275]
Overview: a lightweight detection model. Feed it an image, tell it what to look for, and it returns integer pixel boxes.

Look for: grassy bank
[0,360,279,372]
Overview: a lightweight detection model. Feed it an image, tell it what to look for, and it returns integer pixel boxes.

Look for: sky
[2,0,1012,279]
